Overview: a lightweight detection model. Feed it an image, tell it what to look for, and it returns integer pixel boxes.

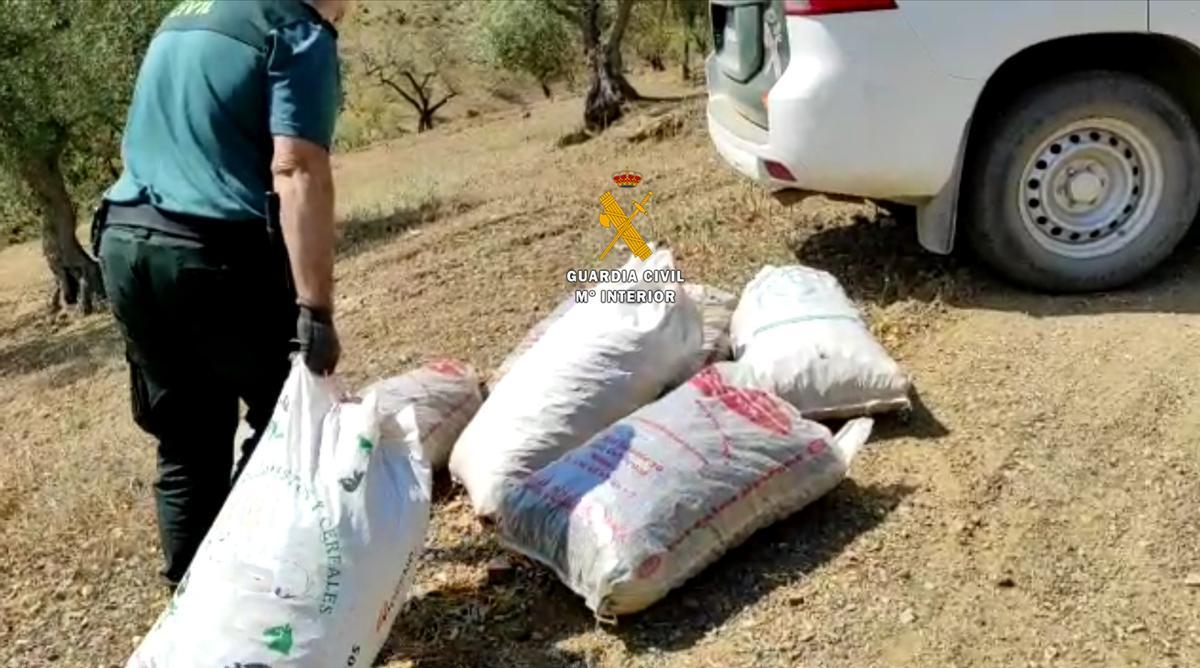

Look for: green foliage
[629,0,673,68]
[477,0,576,90]
[628,0,710,70]
[675,0,710,51]
[0,0,172,238]
[0,173,35,246]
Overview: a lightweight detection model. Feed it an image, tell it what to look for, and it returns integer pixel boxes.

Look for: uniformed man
[95,0,355,589]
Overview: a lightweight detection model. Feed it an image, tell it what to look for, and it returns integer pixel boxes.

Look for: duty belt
[92,195,294,299]
[101,203,266,243]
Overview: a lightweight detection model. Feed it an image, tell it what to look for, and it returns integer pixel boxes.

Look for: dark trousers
[97,222,296,586]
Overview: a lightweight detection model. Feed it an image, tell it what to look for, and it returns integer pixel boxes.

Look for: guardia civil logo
[597,171,653,261]
[565,172,683,305]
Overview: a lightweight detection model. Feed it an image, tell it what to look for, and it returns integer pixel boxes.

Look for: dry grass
[0,72,957,665]
[5,69,1199,668]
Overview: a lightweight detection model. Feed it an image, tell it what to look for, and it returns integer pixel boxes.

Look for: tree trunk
[605,45,640,102]
[582,0,635,131]
[691,30,707,82]
[418,111,433,132]
[582,0,618,130]
[649,54,665,71]
[606,0,640,101]
[682,34,691,81]
[19,150,104,314]
[540,80,552,99]
[584,50,625,131]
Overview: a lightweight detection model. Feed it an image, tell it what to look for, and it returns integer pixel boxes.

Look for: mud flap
[918,116,974,255]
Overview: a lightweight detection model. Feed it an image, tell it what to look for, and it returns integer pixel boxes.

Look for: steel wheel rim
[1018,118,1164,259]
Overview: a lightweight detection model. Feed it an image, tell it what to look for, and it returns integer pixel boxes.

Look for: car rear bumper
[706,12,980,201]
[707,96,795,190]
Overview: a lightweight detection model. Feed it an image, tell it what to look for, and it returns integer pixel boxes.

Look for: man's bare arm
[272,135,335,312]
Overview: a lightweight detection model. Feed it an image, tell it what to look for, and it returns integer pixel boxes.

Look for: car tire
[966,70,1200,292]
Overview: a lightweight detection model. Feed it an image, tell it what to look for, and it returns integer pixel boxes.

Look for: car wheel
[966,70,1200,292]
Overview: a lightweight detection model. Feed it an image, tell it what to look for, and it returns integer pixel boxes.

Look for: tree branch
[428,92,457,116]
[545,0,582,26]
[400,70,430,108]
[605,0,635,54]
[373,72,422,113]
[363,50,429,113]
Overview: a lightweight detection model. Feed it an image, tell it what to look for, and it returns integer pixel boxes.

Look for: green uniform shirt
[106,0,341,221]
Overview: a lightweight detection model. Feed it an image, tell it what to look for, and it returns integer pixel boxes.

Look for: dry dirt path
[374,232,1200,668]
[694,276,1200,668]
[1,85,1198,667]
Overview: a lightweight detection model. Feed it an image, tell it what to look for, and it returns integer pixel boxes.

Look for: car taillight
[764,160,796,182]
[784,0,897,16]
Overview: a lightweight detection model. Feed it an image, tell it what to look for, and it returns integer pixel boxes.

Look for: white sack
[127,362,432,668]
[450,249,703,518]
[491,282,735,394]
[485,251,647,391]
[364,358,482,470]
[730,264,911,419]
[486,292,576,390]
[499,362,872,618]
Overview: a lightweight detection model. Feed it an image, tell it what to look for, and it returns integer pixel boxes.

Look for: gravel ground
[1,86,1198,668]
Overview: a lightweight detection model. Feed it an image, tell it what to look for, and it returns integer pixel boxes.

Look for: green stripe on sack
[753,314,862,338]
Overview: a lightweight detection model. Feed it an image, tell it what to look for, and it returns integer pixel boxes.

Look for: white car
[706,0,1200,291]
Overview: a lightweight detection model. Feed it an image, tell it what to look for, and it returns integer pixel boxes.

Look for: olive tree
[0,0,170,313]
[545,0,639,130]
[630,0,672,72]
[673,0,709,81]
[478,0,576,99]
[475,0,642,131]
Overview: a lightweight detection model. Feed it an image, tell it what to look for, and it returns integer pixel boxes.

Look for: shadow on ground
[0,308,46,343]
[824,387,950,444]
[610,480,913,654]
[337,200,446,260]
[0,315,122,386]
[380,480,911,667]
[789,202,1200,318]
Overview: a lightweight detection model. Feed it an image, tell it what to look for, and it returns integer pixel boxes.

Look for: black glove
[296,305,341,375]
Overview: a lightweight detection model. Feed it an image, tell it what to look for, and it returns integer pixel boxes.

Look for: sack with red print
[498,362,872,619]
[451,249,702,518]
[363,359,483,470]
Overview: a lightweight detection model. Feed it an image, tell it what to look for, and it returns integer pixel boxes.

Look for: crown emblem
[612,171,642,188]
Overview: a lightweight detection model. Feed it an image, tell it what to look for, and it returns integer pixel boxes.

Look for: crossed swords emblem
[598,190,653,260]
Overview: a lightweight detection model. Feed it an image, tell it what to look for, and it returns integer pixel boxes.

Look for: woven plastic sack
[486,292,576,391]
[499,362,872,618]
[127,361,432,667]
[485,250,647,391]
[492,283,735,394]
[363,358,482,470]
[730,264,910,419]
[450,249,703,518]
